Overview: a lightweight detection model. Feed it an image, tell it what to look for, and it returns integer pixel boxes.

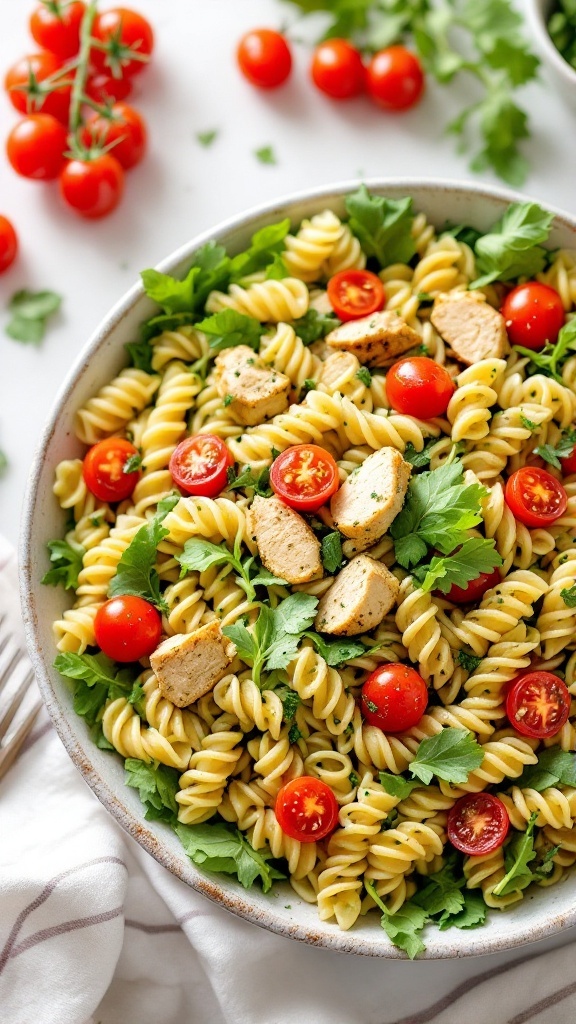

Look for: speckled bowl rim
[525,0,576,89]
[19,177,576,959]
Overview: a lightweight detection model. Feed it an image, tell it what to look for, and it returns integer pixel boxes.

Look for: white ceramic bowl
[526,0,576,110]
[20,178,576,958]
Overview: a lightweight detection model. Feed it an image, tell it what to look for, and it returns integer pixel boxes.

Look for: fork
[0,614,43,782]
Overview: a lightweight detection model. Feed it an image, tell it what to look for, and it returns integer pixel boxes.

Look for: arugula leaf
[254,145,277,165]
[55,651,137,732]
[345,186,416,266]
[409,728,484,786]
[108,494,179,612]
[471,202,554,288]
[265,254,289,280]
[413,861,466,917]
[367,882,428,959]
[226,464,272,497]
[141,242,231,315]
[194,309,264,354]
[125,337,154,372]
[42,538,85,590]
[229,219,290,282]
[197,129,218,146]
[457,649,483,673]
[321,531,344,574]
[175,821,285,892]
[54,651,126,689]
[402,439,438,468]
[125,758,180,822]
[292,308,340,345]
[305,632,367,666]
[379,772,421,800]
[535,427,576,469]
[515,319,576,384]
[561,585,576,608]
[412,537,502,594]
[492,813,538,897]
[438,890,487,931]
[6,289,62,343]
[514,747,576,792]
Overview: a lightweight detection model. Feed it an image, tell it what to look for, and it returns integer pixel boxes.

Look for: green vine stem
[68,0,98,138]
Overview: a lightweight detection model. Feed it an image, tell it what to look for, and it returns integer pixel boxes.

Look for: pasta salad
[45,187,576,957]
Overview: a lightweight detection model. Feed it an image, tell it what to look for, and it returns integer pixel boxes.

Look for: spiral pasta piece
[537,548,576,659]
[464,848,524,909]
[366,821,444,881]
[176,716,244,824]
[449,570,548,657]
[498,785,576,830]
[287,645,355,736]
[259,322,322,388]
[205,277,309,322]
[395,578,454,690]
[213,674,284,740]
[138,669,209,749]
[150,324,209,371]
[102,697,193,769]
[159,496,255,552]
[283,210,344,281]
[447,359,506,442]
[75,367,160,445]
[439,733,538,797]
[321,223,366,276]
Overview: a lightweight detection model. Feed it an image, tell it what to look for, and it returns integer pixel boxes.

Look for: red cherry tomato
[561,445,576,475]
[505,467,567,528]
[83,438,141,502]
[270,444,340,513]
[446,567,501,605]
[85,71,133,105]
[506,671,571,739]
[59,154,124,218]
[361,664,428,733]
[6,114,67,180]
[386,356,455,419]
[91,8,154,78]
[0,216,18,273]
[4,52,72,123]
[169,435,233,498]
[237,28,292,89]
[81,103,147,170]
[311,39,365,100]
[366,46,425,111]
[327,269,385,322]
[501,282,565,351]
[30,2,86,59]
[447,793,510,856]
[275,776,339,842]
[94,596,161,662]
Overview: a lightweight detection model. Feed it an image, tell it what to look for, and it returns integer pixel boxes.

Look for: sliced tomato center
[515,680,567,731]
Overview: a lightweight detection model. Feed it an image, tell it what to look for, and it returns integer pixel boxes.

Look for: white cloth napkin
[3,536,576,1024]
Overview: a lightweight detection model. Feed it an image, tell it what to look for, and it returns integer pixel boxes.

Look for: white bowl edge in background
[525,0,576,110]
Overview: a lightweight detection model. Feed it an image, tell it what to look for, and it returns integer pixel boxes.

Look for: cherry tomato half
[366,46,425,112]
[447,793,510,856]
[506,671,571,739]
[6,114,67,180]
[446,567,502,605]
[82,102,147,170]
[501,282,565,351]
[60,154,125,218]
[311,39,365,100]
[30,2,86,59]
[275,776,339,842]
[270,444,340,513]
[4,52,71,123]
[83,437,141,502]
[91,8,154,78]
[327,269,385,322]
[386,356,455,419]
[94,596,161,662]
[237,28,292,89]
[361,664,428,733]
[170,435,233,498]
[0,216,18,273]
[505,467,567,528]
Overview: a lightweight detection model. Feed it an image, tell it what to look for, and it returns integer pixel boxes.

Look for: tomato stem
[68,0,98,139]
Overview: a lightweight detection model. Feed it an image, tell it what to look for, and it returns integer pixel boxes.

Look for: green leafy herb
[254,145,277,165]
[289,723,302,743]
[409,728,484,785]
[305,632,367,666]
[561,584,576,608]
[412,537,502,594]
[177,536,287,605]
[413,860,466,917]
[471,202,554,288]
[226,464,272,497]
[367,882,428,959]
[54,651,138,742]
[108,494,179,612]
[194,309,265,354]
[292,308,340,345]
[438,889,487,931]
[379,772,421,800]
[265,253,289,280]
[175,821,285,892]
[402,439,438,468]
[535,426,576,469]
[125,758,180,822]
[345,186,415,266]
[349,771,360,788]
[514,747,576,793]
[520,414,538,431]
[548,1,576,70]
[141,241,231,315]
[278,688,301,722]
[229,220,290,282]
[457,649,483,673]
[492,813,538,897]
[321,531,344,574]
[6,289,62,343]
[223,594,318,687]
[123,452,142,474]
[515,318,576,384]
[125,337,154,372]
[301,378,316,395]
[42,538,85,590]
[197,129,218,146]
[356,366,372,386]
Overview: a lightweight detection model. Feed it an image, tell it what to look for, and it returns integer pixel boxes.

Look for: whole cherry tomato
[82,102,147,170]
[501,282,565,351]
[505,467,567,528]
[311,39,365,99]
[169,435,233,498]
[83,437,141,502]
[561,445,576,475]
[446,567,502,605]
[327,269,385,322]
[6,114,67,180]
[366,46,425,111]
[85,71,133,105]
[237,28,292,88]
[0,216,18,273]
[506,671,571,739]
[94,596,161,662]
[59,154,125,218]
[30,2,86,60]
[270,445,340,513]
[361,663,428,733]
[275,776,339,842]
[447,793,510,856]
[5,52,72,123]
[386,356,455,419]
[91,8,154,78]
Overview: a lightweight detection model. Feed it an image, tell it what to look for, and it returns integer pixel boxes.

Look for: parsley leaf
[367,882,428,959]
[195,309,264,354]
[561,585,576,608]
[409,728,484,786]
[254,145,277,165]
[492,813,538,898]
[229,220,290,282]
[293,308,340,345]
[356,366,372,386]
[278,688,301,722]
[402,439,438,468]
[514,747,576,792]
[413,861,466,918]
[515,318,576,384]
[412,537,502,595]
[177,536,286,604]
[379,772,421,800]
[457,649,483,673]
[125,758,180,822]
[223,594,318,686]
[321,531,344,574]
[108,494,179,612]
[471,202,553,288]
[6,289,62,344]
[304,632,367,667]
[196,129,218,146]
[175,821,285,892]
[141,241,231,315]
[226,464,272,497]
[42,538,85,590]
[520,414,538,431]
[438,890,487,931]
[535,426,576,469]
[345,185,416,267]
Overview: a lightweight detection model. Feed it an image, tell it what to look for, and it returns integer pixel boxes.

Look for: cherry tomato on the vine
[447,793,510,856]
[83,437,141,502]
[327,269,385,322]
[94,596,161,662]
[446,567,501,605]
[275,776,339,842]
[237,28,292,89]
[506,671,571,739]
[6,114,67,180]
[91,8,154,78]
[505,467,567,528]
[30,2,86,60]
[386,356,455,419]
[501,282,565,351]
[85,71,133,105]
[82,102,147,170]
[311,38,365,99]
[5,52,71,123]
[0,216,18,273]
[60,154,124,218]
[366,46,425,111]
[169,435,233,498]
[361,663,428,733]
[270,444,340,513]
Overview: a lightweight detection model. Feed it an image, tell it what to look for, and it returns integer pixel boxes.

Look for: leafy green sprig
[176,536,288,606]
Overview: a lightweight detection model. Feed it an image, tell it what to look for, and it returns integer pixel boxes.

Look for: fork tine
[0,648,22,696]
[0,666,35,740]
[0,699,42,781]
[0,631,12,663]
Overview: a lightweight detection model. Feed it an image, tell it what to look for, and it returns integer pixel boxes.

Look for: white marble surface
[2,0,576,1009]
